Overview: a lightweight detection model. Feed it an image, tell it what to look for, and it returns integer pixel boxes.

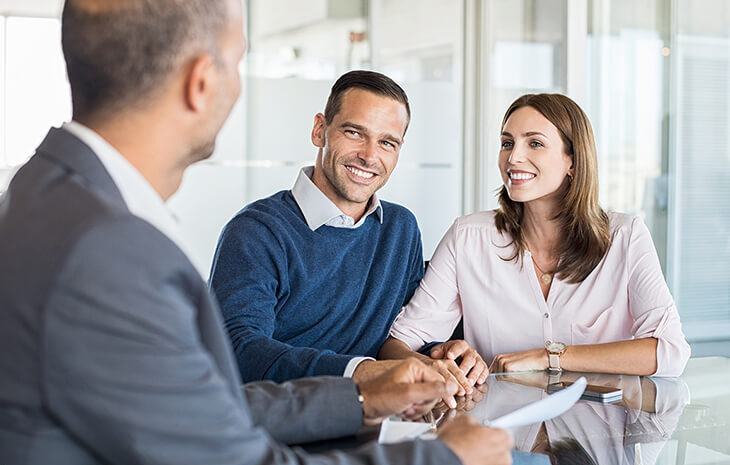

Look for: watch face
[547,342,566,353]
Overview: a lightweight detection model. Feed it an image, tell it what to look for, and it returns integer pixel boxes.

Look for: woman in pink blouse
[379,94,690,392]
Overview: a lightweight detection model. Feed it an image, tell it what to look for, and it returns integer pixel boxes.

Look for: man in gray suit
[0,0,514,464]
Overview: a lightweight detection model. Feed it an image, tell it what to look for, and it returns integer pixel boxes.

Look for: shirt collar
[291,165,383,231]
[63,121,200,275]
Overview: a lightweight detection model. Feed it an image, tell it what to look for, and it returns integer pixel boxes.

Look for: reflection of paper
[485,377,587,429]
[378,418,433,444]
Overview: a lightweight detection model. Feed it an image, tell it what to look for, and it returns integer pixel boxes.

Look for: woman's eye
[530,140,543,148]
[501,140,513,149]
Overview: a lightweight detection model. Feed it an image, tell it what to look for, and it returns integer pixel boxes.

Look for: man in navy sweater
[210,70,430,386]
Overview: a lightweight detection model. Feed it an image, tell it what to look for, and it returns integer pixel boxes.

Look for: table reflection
[436,371,689,465]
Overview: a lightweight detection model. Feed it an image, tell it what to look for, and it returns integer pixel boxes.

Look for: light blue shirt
[291,165,383,231]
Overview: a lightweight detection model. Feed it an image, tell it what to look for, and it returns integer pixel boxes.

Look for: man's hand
[351,359,404,384]
[356,359,458,425]
[438,414,513,465]
[489,348,548,373]
[429,340,489,393]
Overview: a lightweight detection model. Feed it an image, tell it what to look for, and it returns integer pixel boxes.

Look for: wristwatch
[545,341,567,372]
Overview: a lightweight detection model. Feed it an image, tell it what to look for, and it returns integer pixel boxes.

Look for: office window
[3,17,70,166]
[583,0,730,342]
[480,0,569,210]
[668,0,730,339]
[171,0,465,271]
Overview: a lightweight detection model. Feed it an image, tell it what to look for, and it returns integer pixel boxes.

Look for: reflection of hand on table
[432,381,490,418]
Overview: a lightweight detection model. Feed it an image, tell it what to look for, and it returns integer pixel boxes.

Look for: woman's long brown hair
[494,94,610,283]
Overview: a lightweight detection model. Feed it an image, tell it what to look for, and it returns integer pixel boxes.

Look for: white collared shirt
[63,121,199,276]
[291,166,383,231]
[290,165,382,377]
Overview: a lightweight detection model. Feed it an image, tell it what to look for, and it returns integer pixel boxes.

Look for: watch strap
[548,353,561,371]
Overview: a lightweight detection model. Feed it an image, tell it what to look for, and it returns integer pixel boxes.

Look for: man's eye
[381,140,394,149]
[345,130,360,137]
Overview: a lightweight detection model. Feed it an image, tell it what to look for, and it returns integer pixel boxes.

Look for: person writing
[380,93,690,379]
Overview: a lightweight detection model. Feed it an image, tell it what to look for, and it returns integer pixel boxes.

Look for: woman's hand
[428,340,489,395]
[490,348,549,373]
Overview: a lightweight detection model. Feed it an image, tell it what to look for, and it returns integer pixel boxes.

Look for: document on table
[378,377,587,444]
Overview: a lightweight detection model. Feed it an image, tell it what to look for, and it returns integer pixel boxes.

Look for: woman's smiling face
[499,106,574,205]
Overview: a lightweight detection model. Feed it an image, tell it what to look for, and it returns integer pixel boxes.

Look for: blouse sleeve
[388,219,464,350]
[626,216,691,376]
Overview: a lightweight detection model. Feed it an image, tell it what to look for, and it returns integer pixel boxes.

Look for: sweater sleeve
[210,214,354,383]
[626,216,691,377]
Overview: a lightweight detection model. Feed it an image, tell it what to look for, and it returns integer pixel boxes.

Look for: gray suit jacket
[0,128,460,465]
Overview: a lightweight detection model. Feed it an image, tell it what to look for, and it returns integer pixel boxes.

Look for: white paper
[485,376,587,429]
[378,418,434,444]
[377,376,587,444]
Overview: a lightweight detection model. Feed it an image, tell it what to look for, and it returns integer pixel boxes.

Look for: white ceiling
[0,0,64,18]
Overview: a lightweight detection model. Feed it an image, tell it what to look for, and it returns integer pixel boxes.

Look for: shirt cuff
[343,356,375,378]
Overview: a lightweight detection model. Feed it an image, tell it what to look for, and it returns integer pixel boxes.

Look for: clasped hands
[414,340,551,407]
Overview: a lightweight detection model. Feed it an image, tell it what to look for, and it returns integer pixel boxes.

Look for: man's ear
[311,113,327,148]
[184,54,216,112]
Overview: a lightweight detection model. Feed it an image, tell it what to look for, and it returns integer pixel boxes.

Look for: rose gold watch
[545,341,567,372]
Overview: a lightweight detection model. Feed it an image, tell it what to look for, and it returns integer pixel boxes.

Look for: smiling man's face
[310,88,408,220]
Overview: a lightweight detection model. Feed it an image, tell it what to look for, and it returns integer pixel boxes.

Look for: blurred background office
[0,0,728,357]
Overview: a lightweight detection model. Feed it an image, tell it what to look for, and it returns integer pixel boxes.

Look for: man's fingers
[411,359,447,384]
[401,381,452,404]
[395,381,456,411]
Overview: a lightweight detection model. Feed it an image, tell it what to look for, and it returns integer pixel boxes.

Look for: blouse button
[544,313,550,318]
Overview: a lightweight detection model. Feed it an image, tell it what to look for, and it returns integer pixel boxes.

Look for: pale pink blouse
[389,211,691,376]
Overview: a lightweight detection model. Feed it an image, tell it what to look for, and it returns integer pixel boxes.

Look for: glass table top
[446,356,730,465]
[301,357,730,464]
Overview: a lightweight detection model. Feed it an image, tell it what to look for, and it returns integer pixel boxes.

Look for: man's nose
[359,138,378,163]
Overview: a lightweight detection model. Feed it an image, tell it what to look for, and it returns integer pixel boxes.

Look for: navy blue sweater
[209,190,424,383]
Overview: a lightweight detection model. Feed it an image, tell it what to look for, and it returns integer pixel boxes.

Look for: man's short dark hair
[62,0,228,120]
[324,70,411,130]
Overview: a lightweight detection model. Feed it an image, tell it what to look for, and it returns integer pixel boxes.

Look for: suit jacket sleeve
[41,215,461,465]
[243,377,364,445]
[210,214,354,383]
